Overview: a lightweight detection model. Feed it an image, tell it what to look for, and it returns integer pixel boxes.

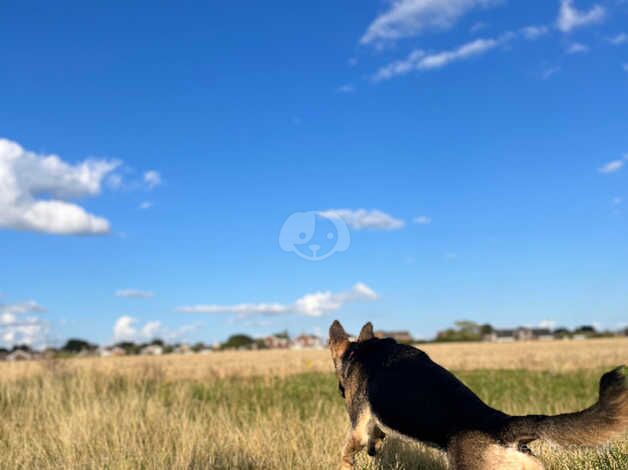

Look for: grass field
[0,339,626,469]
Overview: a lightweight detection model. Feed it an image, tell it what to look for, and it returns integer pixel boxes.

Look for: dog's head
[328,320,375,397]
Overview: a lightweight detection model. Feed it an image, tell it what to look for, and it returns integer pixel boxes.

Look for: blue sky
[1,0,627,347]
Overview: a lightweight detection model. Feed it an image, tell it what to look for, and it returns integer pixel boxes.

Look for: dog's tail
[499,366,628,447]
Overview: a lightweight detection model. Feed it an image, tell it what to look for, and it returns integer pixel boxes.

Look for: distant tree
[435,321,483,342]
[272,330,290,340]
[221,334,255,350]
[62,338,96,353]
[11,344,32,352]
[191,342,206,352]
[479,324,494,335]
[115,341,141,355]
[574,325,596,335]
[553,327,571,339]
[149,339,165,347]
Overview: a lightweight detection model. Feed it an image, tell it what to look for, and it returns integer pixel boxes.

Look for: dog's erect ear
[329,320,348,344]
[358,322,374,342]
[329,320,350,360]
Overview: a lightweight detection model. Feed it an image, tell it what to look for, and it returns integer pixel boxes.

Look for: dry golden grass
[0,339,626,469]
[1,337,626,382]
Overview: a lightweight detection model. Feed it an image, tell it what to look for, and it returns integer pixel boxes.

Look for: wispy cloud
[360,0,500,47]
[113,316,199,343]
[566,42,589,54]
[556,0,605,33]
[318,209,405,230]
[413,215,432,224]
[373,36,505,81]
[0,138,119,235]
[115,289,155,299]
[598,156,627,174]
[0,300,46,316]
[138,201,153,210]
[520,25,549,40]
[608,33,628,45]
[176,282,378,318]
[541,66,560,80]
[470,21,487,33]
[337,84,356,93]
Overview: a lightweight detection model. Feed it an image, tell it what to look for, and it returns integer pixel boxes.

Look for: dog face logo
[279,211,350,261]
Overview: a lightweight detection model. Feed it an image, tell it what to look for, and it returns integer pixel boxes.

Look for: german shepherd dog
[329,320,627,469]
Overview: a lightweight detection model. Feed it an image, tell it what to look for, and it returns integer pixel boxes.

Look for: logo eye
[326,232,334,240]
[298,232,307,240]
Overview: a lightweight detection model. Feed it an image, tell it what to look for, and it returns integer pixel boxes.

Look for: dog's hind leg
[366,422,386,457]
[448,431,545,470]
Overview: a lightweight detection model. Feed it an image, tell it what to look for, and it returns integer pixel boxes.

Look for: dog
[328,320,627,469]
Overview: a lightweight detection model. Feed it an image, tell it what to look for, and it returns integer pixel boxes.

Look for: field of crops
[0,338,626,469]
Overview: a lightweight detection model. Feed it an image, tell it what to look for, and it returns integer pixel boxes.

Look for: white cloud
[413,215,432,224]
[556,0,605,33]
[521,25,549,40]
[337,84,356,93]
[318,209,405,230]
[0,138,119,235]
[608,33,628,45]
[141,321,162,339]
[113,316,197,342]
[144,170,162,189]
[598,158,625,174]
[612,197,623,206]
[0,300,47,347]
[566,42,589,54]
[360,0,499,47]
[138,201,153,210]
[113,316,137,342]
[539,319,557,329]
[115,289,154,299]
[176,282,379,318]
[373,36,505,80]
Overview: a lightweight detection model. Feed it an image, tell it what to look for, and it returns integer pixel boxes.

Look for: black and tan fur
[329,320,627,470]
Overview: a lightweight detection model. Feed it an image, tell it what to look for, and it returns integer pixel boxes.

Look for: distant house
[100,346,126,357]
[263,335,290,349]
[485,327,555,342]
[140,344,164,356]
[292,334,323,350]
[484,329,516,342]
[374,330,413,343]
[174,344,192,355]
[6,350,33,361]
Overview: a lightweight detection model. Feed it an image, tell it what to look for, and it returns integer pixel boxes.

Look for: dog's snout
[309,244,320,255]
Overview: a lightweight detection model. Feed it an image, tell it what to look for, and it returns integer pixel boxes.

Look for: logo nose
[309,244,320,255]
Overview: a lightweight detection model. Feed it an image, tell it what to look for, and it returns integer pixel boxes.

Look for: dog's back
[354,338,508,447]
